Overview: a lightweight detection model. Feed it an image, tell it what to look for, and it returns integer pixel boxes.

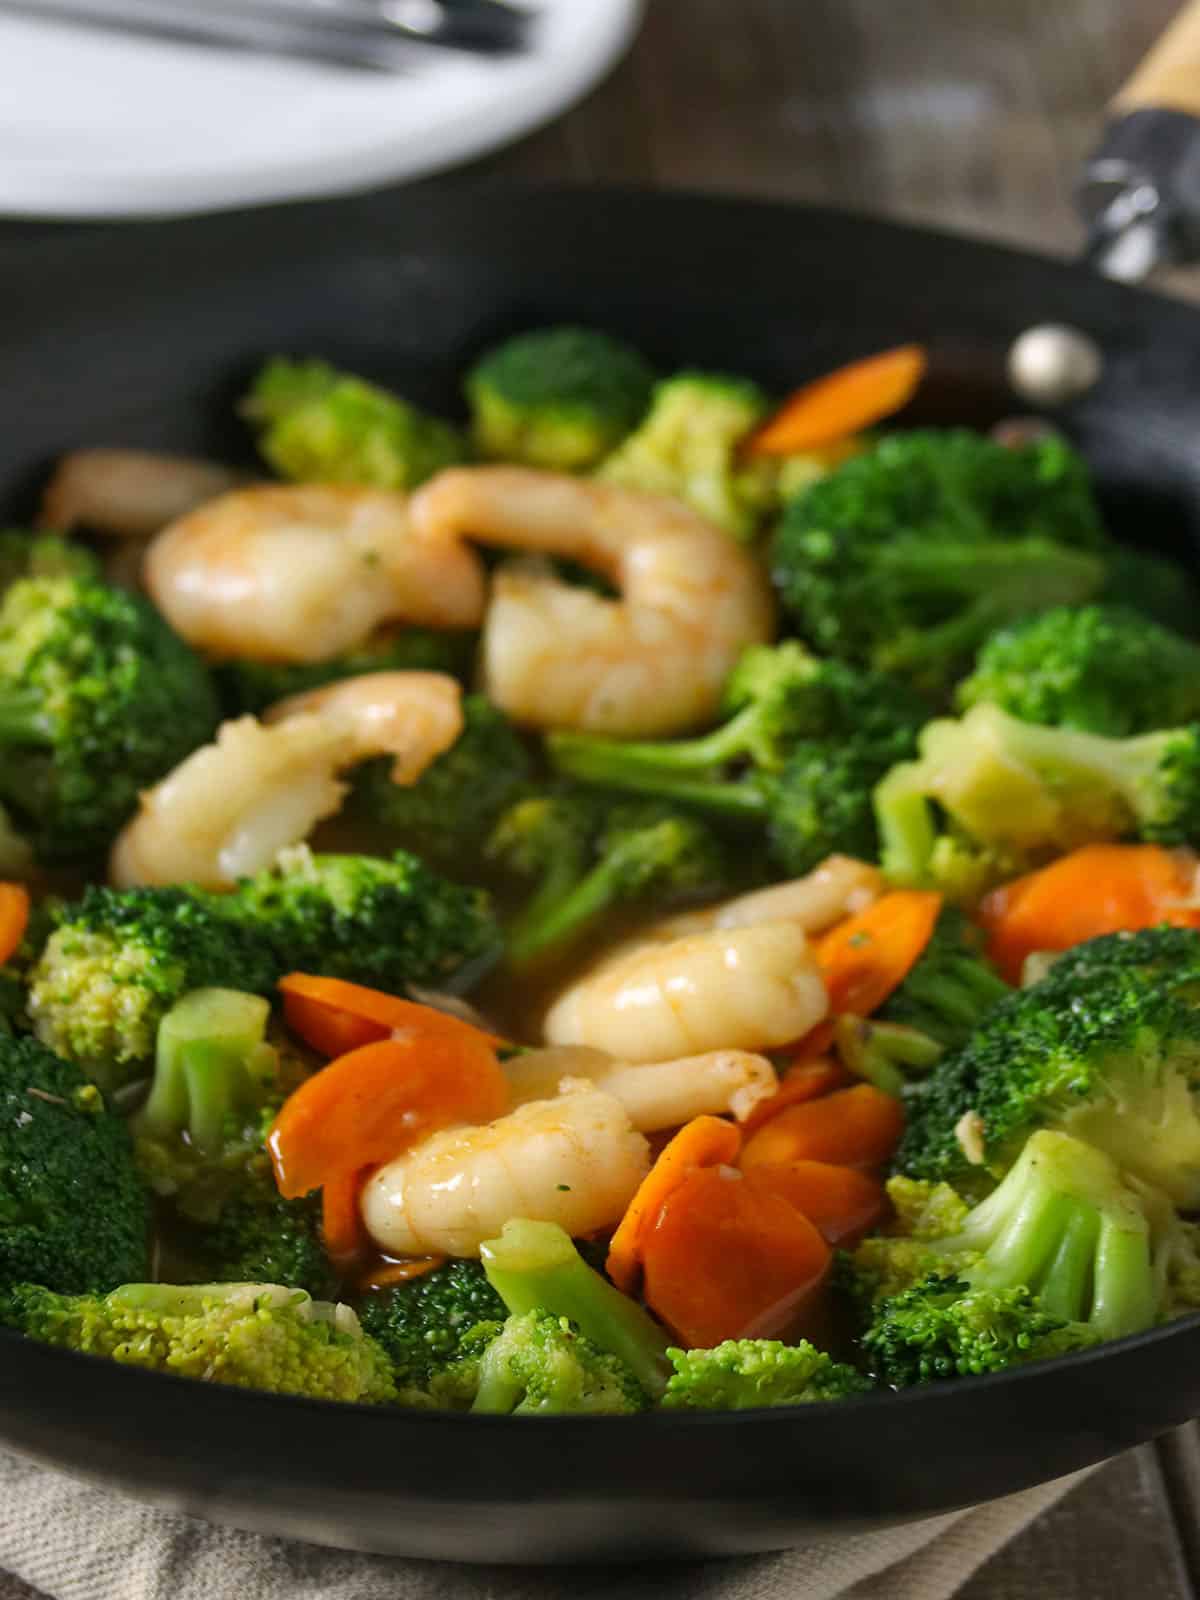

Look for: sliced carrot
[744,344,927,457]
[357,1256,447,1293]
[280,973,501,1059]
[978,843,1200,984]
[748,1160,887,1248]
[606,1115,741,1294]
[741,1056,849,1137]
[740,1083,905,1172]
[815,890,943,1018]
[640,1165,831,1348]
[321,1167,371,1276]
[267,1032,508,1199]
[0,883,30,967]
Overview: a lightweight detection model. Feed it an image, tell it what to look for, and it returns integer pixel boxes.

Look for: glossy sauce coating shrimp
[542,923,828,1063]
[409,466,775,735]
[505,1045,777,1130]
[360,1087,650,1258]
[40,450,247,539]
[110,672,462,889]
[145,484,485,662]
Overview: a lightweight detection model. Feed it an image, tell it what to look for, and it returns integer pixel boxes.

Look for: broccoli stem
[547,734,768,818]
[899,960,1012,1031]
[546,705,765,784]
[873,764,939,885]
[480,1218,671,1397]
[506,858,627,969]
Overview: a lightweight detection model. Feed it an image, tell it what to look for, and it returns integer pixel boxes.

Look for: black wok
[1,184,1199,1562]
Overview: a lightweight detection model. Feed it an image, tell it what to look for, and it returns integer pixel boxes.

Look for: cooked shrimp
[409,466,775,734]
[40,450,247,539]
[110,672,462,888]
[144,484,486,662]
[360,1087,650,1258]
[542,923,828,1063]
[263,671,463,784]
[648,855,886,942]
[505,1045,777,1130]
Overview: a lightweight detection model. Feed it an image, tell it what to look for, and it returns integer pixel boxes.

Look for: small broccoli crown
[357,1257,508,1387]
[237,846,500,991]
[216,628,475,717]
[959,605,1200,737]
[243,358,467,490]
[0,529,101,590]
[0,576,219,862]
[1,1282,395,1403]
[350,695,532,874]
[175,1180,335,1300]
[0,1035,149,1294]
[660,1338,871,1410]
[876,907,1011,1050]
[896,929,1200,1204]
[472,1309,648,1415]
[466,326,656,471]
[597,370,776,540]
[771,430,1107,693]
[28,887,277,1087]
[1098,545,1200,636]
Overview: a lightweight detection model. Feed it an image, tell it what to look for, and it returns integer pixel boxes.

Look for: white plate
[0,0,641,217]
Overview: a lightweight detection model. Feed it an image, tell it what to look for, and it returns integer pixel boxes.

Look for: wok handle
[1113,1,1200,118]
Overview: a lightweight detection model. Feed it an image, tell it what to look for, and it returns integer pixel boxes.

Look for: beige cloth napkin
[0,1449,1097,1600]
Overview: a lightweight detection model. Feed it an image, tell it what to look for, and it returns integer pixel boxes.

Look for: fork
[0,0,533,69]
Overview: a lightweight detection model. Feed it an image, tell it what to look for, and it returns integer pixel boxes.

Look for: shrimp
[409,466,775,735]
[40,450,247,539]
[144,484,486,662]
[505,1045,777,1130]
[542,923,828,1063]
[648,855,886,943]
[360,1087,650,1258]
[110,672,463,889]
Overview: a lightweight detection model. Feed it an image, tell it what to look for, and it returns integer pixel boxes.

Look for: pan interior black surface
[2,183,1200,1562]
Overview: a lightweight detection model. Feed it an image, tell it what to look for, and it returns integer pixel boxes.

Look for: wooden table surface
[2,2,1200,1595]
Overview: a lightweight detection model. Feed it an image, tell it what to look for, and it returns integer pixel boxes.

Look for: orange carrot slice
[0,884,30,967]
[745,345,927,457]
[816,890,943,1017]
[279,973,501,1058]
[640,1165,832,1347]
[978,843,1200,984]
[321,1167,372,1276]
[267,1032,508,1199]
[748,1160,887,1248]
[606,1115,741,1293]
[740,1084,905,1172]
[741,1056,849,1137]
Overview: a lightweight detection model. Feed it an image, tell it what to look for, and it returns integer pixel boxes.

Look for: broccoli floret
[895,927,1200,1202]
[860,1131,1161,1383]
[1098,545,1200,636]
[243,357,467,490]
[0,529,101,589]
[466,326,655,471]
[216,628,475,717]
[0,1035,149,1294]
[958,606,1200,737]
[350,695,532,876]
[548,642,926,875]
[480,1218,672,1398]
[488,789,726,969]
[175,1179,334,1300]
[876,703,1200,896]
[237,845,501,991]
[0,576,218,863]
[470,1309,648,1415]
[28,887,277,1088]
[357,1257,507,1388]
[597,371,777,540]
[876,907,1011,1050]
[1,1281,395,1403]
[660,1339,871,1410]
[771,430,1108,696]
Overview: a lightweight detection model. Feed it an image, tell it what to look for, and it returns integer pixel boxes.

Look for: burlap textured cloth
[0,1450,1097,1600]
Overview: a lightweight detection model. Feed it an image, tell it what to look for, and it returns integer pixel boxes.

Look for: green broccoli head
[660,1339,871,1409]
[597,371,777,540]
[896,928,1200,1204]
[876,907,1011,1051]
[958,605,1200,737]
[350,694,532,875]
[357,1257,508,1388]
[0,530,101,590]
[1097,545,1200,636]
[469,1309,648,1415]
[243,357,467,490]
[771,430,1108,696]
[173,1180,335,1301]
[0,575,219,863]
[216,627,475,717]
[466,326,656,471]
[2,1282,395,1403]
[0,1035,149,1295]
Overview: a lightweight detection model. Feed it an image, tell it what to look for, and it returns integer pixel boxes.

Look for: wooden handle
[1115,1,1200,118]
